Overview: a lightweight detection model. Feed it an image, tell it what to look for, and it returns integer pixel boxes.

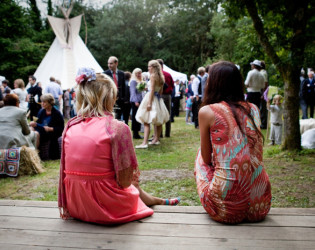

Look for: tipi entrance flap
[34,7,103,90]
[47,14,82,48]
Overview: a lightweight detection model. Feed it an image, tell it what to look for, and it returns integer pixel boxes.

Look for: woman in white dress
[135,60,169,148]
[12,79,29,111]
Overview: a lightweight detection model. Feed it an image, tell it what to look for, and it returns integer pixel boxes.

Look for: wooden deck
[0,200,314,249]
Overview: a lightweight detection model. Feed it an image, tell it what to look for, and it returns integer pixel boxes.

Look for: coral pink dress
[58,115,153,224]
[195,102,271,224]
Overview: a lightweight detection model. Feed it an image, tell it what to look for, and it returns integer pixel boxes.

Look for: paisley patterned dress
[195,101,271,224]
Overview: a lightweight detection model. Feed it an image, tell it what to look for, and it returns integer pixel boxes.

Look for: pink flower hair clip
[75,68,97,84]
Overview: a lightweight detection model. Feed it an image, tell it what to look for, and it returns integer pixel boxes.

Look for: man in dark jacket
[27,75,42,121]
[104,56,125,120]
[157,59,174,137]
[302,71,315,119]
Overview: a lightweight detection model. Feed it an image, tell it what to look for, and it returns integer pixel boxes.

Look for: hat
[250,60,261,67]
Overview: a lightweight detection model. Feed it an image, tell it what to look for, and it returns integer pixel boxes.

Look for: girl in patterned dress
[58,68,179,225]
[195,61,272,224]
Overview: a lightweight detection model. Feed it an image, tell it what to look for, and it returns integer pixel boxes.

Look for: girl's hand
[147,105,152,111]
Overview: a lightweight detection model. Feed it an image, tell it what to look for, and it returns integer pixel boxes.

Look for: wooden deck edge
[1,200,315,215]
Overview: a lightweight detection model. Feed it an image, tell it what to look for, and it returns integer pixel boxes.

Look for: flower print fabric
[195,101,271,224]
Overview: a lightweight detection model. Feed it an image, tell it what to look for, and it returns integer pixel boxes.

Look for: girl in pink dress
[58,68,179,224]
[195,61,272,224]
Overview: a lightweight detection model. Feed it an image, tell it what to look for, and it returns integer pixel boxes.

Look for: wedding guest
[301,71,315,118]
[104,56,125,120]
[267,95,283,145]
[12,79,29,111]
[27,75,42,121]
[195,61,271,224]
[30,94,64,160]
[0,94,38,149]
[123,71,131,125]
[2,80,11,97]
[135,60,170,148]
[129,68,144,139]
[157,59,174,137]
[63,88,71,119]
[58,68,180,225]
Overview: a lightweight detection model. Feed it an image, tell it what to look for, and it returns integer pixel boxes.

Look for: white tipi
[34,5,103,90]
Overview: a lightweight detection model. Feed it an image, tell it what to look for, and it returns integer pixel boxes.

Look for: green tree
[222,0,314,150]
[89,0,168,71]
[28,0,42,31]
[208,12,282,87]
[156,0,217,74]
[0,0,50,83]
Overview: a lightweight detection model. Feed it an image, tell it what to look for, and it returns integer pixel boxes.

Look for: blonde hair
[131,68,142,83]
[14,79,25,89]
[197,67,206,75]
[76,73,117,117]
[148,60,165,87]
[41,93,55,106]
[272,94,283,104]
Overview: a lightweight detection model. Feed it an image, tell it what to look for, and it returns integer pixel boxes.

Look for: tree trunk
[281,68,301,150]
[242,0,309,150]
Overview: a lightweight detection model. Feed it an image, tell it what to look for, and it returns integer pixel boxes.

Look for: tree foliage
[221,0,314,150]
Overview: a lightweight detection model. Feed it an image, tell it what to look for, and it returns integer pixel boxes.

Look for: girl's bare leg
[139,123,150,146]
[133,181,180,206]
[152,125,162,143]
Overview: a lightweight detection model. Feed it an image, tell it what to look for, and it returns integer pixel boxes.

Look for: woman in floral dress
[195,61,272,224]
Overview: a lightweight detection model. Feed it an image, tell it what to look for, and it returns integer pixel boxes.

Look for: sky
[18,0,111,17]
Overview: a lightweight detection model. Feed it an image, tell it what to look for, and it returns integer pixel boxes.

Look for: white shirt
[192,76,201,97]
[269,104,283,124]
[175,84,180,97]
[245,69,265,92]
[12,88,28,110]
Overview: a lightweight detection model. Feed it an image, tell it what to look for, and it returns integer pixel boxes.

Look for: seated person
[30,94,64,160]
[195,61,271,224]
[0,94,38,149]
[58,68,180,224]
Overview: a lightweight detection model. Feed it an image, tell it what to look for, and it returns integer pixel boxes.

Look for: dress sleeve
[106,118,139,184]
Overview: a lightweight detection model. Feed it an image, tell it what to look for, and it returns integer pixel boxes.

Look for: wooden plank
[0,228,314,250]
[0,244,68,250]
[1,199,315,215]
[0,216,314,241]
[153,205,315,216]
[1,200,315,215]
[1,206,315,228]
[0,200,57,208]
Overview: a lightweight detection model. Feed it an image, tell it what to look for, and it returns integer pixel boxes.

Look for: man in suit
[157,59,174,137]
[302,71,315,118]
[104,56,125,120]
[27,75,42,121]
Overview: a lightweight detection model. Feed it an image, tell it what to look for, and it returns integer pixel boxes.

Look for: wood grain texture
[0,200,314,249]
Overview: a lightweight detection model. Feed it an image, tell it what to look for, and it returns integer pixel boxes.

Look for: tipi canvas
[34,10,103,90]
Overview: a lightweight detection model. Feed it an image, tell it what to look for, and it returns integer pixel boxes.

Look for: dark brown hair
[4,94,19,107]
[202,61,263,144]
[124,71,131,81]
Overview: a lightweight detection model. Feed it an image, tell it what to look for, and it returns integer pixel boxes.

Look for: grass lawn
[1,112,314,207]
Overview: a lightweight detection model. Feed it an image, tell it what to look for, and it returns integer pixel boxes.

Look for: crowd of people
[0,75,70,160]
[1,56,314,226]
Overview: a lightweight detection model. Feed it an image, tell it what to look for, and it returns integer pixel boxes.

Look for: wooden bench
[0,200,314,249]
